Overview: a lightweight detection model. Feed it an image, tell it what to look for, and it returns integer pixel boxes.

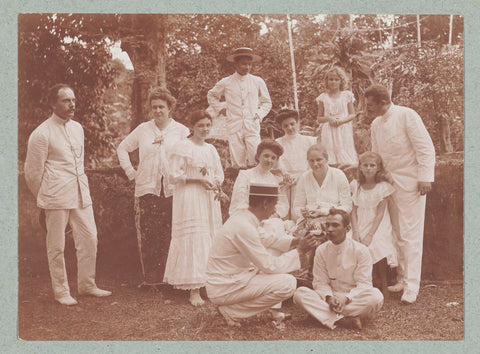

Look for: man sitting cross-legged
[206,183,316,326]
[293,208,384,330]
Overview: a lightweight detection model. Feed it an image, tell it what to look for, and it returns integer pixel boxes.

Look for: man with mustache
[24,84,111,306]
[365,84,435,304]
[293,208,384,330]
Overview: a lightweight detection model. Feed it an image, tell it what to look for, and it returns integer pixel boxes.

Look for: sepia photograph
[17,13,463,341]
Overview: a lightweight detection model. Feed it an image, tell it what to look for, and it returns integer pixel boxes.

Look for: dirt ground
[18,275,463,341]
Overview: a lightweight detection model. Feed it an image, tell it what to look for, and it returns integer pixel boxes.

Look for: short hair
[328,208,350,227]
[357,151,390,184]
[148,87,177,110]
[48,83,73,107]
[255,139,284,161]
[249,194,278,208]
[275,109,299,125]
[307,143,329,161]
[364,85,391,104]
[188,110,212,128]
[324,66,349,91]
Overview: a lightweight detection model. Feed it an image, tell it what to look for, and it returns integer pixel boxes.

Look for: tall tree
[18,13,117,167]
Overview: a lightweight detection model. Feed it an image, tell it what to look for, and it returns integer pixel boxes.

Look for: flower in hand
[213,182,230,203]
[279,173,296,189]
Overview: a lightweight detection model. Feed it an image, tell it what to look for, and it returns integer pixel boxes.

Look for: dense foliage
[18,14,118,168]
[18,14,464,168]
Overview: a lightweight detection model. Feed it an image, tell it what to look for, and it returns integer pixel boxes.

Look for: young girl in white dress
[163,110,224,306]
[350,152,397,294]
[316,66,358,168]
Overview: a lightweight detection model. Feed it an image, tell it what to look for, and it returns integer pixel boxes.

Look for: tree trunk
[439,112,454,154]
[120,14,168,131]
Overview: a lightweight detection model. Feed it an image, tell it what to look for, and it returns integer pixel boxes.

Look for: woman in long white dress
[229,139,289,218]
[163,110,224,306]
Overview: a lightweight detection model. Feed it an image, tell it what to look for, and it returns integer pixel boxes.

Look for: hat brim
[226,53,262,63]
[249,192,286,197]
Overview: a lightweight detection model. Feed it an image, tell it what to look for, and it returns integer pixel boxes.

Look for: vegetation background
[17,14,464,341]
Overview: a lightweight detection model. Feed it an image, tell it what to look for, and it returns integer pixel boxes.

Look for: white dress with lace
[316,91,358,166]
[163,139,224,289]
[350,180,397,264]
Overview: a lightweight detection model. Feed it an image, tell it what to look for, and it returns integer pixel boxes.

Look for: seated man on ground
[293,208,384,330]
[206,183,316,327]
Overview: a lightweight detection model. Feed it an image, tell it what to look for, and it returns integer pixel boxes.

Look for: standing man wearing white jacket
[207,47,272,168]
[365,84,435,304]
[24,84,112,306]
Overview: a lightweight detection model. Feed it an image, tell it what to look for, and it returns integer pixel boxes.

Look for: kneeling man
[206,183,315,326]
[294,208,383,330]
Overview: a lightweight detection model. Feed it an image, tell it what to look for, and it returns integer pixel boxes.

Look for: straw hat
[226,47,261,63]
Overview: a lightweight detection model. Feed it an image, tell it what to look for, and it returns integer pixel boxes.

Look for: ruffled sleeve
[167,140,192,187]
[378,181,395,199]
[343,90,355,104]
[315,93,326,105]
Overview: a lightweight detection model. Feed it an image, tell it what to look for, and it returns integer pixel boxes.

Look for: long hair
[356,151,390,185]
[324,66,349,91]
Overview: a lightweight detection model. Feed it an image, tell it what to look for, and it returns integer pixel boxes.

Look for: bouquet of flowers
[279,173,296,190]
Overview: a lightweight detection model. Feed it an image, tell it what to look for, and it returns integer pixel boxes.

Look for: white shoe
[79,288,112,297]
[401,290,418,304]
[56,295,78,306]
[387,282,405,292]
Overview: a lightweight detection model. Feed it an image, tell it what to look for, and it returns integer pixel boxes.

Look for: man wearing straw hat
[207,47,272,168]
[206,183,316,327]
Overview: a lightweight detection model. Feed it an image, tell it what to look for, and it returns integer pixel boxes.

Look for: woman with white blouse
[117,87,189,289]
[293,144,352,222]
[229,139,289,218]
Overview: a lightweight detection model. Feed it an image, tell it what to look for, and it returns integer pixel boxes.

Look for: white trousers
[392,189,426,295]
[227,122,261,168]
[45,206,98,299]
[293,287,384,329]
[208,273,296,320]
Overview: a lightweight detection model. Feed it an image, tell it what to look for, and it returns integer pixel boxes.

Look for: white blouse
[293,167,352,220]
[276,133,317,179]
[117,119,189,197]
[229,165,289,218]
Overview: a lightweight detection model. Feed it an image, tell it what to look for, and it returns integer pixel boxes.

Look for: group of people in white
[24,47,435,331]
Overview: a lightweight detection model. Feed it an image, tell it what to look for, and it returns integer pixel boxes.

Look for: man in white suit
[24,84,112,305]
[207,47,272,168]
[365,84,435,304]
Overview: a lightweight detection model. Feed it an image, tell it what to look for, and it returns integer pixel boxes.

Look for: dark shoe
[336,316,363,330]
[387,267,398,286]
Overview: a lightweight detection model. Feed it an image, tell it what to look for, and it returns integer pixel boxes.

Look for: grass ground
[18,275,463,341]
